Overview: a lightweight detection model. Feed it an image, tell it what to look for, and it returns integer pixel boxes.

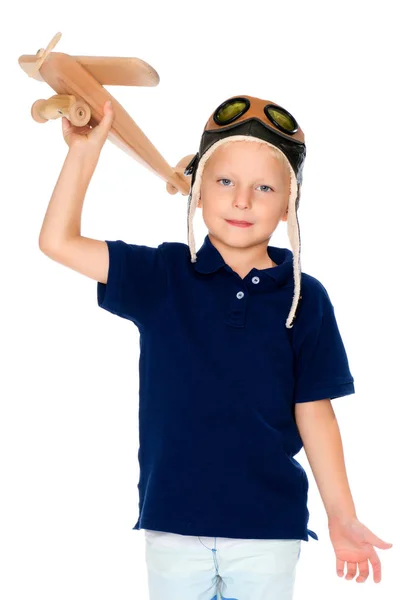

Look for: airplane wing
[73,56,160,87]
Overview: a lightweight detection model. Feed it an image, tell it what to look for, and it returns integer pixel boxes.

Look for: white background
[2,1,399,599]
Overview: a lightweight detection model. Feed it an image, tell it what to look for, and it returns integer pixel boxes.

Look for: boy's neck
[233,259,277,280]
[208,233,277,279]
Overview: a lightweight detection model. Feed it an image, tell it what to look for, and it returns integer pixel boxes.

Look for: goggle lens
[264,105,298,134]
[214,98,250,125]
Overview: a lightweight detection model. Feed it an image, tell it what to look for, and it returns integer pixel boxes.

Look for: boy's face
[198,141,290,248]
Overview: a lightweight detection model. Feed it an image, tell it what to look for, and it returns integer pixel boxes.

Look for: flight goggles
[213,96,299,135]
[184,95,306,181]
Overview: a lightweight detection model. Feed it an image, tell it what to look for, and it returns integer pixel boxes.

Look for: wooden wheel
[30,94,91,126]
[68,99,91,126]
[31,99,48,123]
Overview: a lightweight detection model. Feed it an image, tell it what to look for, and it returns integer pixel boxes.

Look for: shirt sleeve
[293,281,355,403]
[97,240,168,329]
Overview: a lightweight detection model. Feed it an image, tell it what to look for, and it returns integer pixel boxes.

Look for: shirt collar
[193,234,294,288]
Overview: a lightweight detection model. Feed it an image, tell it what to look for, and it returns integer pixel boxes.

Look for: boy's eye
[217,178,272,192]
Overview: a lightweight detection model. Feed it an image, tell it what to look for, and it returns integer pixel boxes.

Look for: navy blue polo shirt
[97,233,355,541]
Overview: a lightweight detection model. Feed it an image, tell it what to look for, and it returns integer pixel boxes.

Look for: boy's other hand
[328,516,393,584]
[61,99,114,153]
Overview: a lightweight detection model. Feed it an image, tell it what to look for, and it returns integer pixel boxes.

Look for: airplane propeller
[29,32,62,78]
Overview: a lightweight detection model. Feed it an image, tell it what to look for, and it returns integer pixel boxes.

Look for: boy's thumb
[99,101,114,129]
[91,100,114,142]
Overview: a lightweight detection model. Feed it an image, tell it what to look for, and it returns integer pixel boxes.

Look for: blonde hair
[253,140,291,179]
[203,139,291,184]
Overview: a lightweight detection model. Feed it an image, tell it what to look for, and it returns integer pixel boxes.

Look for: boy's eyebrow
[211,168,281,183]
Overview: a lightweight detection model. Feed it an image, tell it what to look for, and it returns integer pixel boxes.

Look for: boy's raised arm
[38,101,114,284]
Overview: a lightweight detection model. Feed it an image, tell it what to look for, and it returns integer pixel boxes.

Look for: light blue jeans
[144,529,302,600]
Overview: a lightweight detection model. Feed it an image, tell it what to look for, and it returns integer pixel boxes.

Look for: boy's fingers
[61,101,113,145]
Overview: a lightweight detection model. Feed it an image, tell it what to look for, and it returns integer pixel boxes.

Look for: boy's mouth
[225,219,253,227]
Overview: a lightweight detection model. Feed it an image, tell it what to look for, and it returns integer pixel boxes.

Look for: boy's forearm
[39,147,101,250]
[294,399,357,522]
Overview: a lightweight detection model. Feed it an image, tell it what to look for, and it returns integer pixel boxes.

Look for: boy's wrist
[327,508,358,525]
[67,144,101,164]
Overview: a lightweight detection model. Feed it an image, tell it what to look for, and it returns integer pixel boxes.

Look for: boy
[39,95,392,600]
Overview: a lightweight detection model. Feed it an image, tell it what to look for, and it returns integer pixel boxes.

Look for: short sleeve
[293,282,355,403]
[97,240,168,328]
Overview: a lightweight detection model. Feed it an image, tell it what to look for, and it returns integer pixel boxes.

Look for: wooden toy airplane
[18,32,193,196]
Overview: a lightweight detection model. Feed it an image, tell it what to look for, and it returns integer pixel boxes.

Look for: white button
[252,276,260,284]
[236,291,244,299]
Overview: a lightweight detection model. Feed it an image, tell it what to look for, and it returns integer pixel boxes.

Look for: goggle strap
[184,153,199,176]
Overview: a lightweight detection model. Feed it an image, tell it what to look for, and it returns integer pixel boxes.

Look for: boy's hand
[61,99,114,152]
[328,516,392,583]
